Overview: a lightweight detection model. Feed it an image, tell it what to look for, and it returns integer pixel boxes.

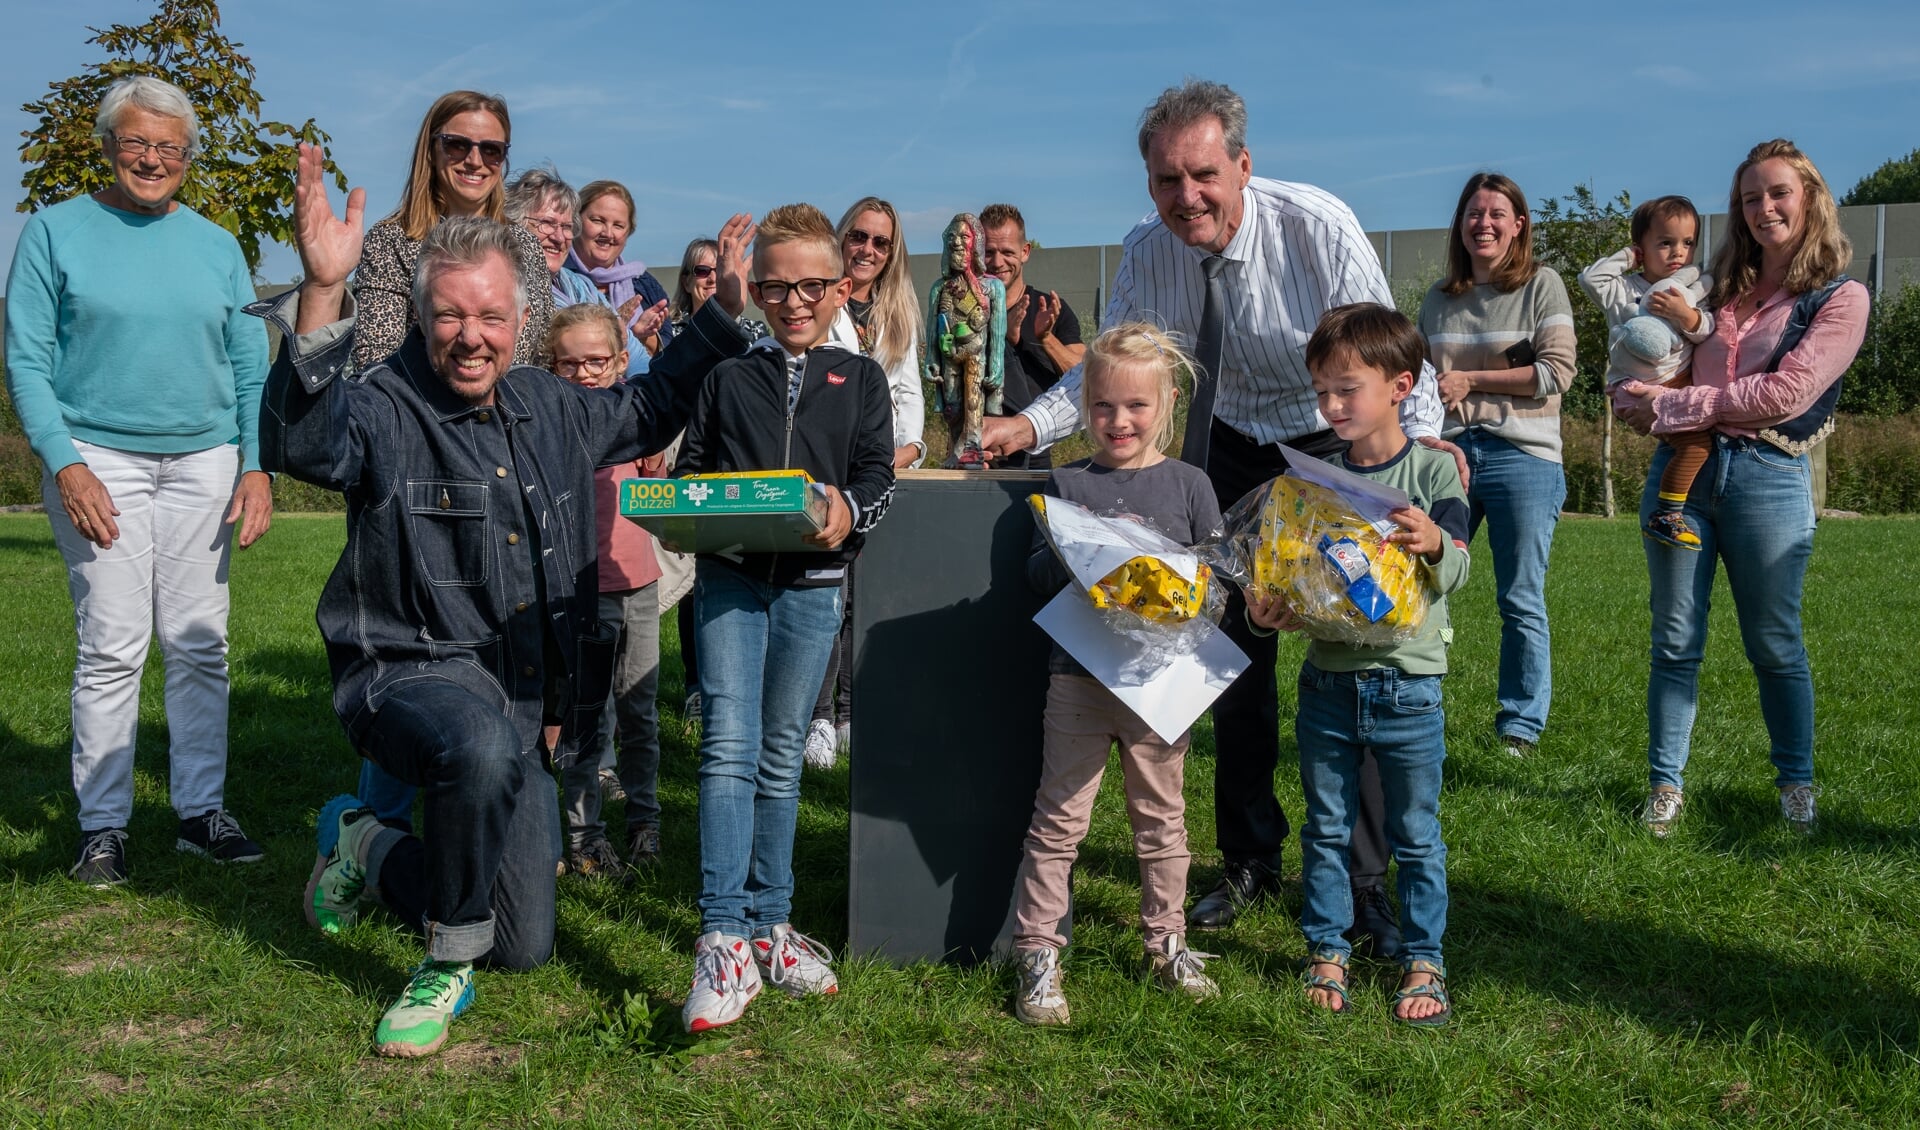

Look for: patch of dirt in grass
[88,1016,216,1053]
[47,904,193,975]
[434,1041,524,1073]
[78,1071,143,1096]
[1721,1082,1757,1116]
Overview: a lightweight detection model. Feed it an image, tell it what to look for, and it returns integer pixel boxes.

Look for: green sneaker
[374,960,474,1058]
[304,795,383,933]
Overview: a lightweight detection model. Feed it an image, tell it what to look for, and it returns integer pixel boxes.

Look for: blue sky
[6,0,1919,288]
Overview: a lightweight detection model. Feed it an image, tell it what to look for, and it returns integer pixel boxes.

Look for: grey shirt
[1028,457,1224,677]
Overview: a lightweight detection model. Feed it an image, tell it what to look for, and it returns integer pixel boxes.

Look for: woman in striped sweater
[1418,173,1578,758]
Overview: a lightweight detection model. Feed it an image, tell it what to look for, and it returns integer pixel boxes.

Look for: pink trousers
[1011,674,1191,952]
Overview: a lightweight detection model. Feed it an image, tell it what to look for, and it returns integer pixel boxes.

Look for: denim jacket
[251,287,748,761]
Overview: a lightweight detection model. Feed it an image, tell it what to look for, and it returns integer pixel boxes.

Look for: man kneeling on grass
[255,145,754,1058]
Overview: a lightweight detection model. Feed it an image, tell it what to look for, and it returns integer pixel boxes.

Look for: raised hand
[293,142,365,332]
[713,213,757,319]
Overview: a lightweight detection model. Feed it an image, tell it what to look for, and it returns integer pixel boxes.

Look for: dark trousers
[360,678,561,969]
[1206,418,1389,887]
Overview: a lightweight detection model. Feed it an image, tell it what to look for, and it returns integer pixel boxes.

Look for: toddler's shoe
[684,931,761,1033]
[1013,946,1070,1026]
[374,959,474,1058]
[752,924,839,997]
[1147,935,1219,1000]
[1644,511,1703,551]
[1644,786,1684,837]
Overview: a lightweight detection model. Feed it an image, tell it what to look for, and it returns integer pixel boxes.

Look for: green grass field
[2,512,1918,1127]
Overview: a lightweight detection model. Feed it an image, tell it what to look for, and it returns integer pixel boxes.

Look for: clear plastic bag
[1203,474,1430,647]
[1029,494,1227,680]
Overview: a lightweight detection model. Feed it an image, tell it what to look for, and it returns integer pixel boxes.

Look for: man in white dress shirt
[984,80,1456,950]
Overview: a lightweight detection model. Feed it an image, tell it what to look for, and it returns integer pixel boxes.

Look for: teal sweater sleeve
[2,197,269,475]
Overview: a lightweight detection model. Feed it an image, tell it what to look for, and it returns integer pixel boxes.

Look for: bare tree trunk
[1601,410,1616,518]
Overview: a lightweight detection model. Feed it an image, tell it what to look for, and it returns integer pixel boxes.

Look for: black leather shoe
[1187,857,1280,930]
[1346,883,1404,961]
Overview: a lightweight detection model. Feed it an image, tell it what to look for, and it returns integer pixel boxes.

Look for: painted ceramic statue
[924,213,1006,467]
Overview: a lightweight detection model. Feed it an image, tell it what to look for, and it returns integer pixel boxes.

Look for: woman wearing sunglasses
[801,198,926,770]
[351,90,554,370]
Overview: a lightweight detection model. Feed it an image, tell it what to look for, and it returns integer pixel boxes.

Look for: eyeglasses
[689,265,717,279]
[752,278,839,305]
[845,228,894,255]
[433,132,509,168]
[553,355,617,378]
[525,216,574,237]
[108,133,189,163]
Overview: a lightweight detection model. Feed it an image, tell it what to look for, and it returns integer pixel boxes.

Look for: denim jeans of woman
[1294,663,1448,968]
[1642,436,1816,792]
[693,564,841,938]
[1457,430,1564,743]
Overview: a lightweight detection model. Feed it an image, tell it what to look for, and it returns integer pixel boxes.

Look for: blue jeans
[1642,436,1816,792]
[1295,663,1448,969]
[357,761,416,831]
[1458,429,1564,742]
[694,564,841,938]
[360,677,562,967]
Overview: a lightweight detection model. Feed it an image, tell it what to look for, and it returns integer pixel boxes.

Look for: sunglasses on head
[433,132,509,168]
[846,228,894,255]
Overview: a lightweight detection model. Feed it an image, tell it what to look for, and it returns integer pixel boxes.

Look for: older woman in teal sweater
[4,76,271,887]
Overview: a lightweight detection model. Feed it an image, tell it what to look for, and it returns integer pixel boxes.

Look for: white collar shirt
[1022,177,1442,450]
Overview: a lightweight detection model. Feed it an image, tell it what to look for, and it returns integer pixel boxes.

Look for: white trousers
[44,441,240,830]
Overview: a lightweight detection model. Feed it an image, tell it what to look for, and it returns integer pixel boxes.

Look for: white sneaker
[1780,783,1821,835]
[752,923,839,997]
[1644,787,1684,837]
[803,719,837,770]
[836,722,851,758]
[682,931,761,1033]
[1147,935,1219,1000]
[1013,947,1070,1026]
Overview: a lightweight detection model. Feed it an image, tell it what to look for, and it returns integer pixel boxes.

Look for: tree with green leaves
[1532,183,1632,514]
[17,0,343,275]
[1841,148,1920,207]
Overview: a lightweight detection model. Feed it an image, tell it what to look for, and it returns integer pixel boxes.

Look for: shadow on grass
[1451,873,1920,1065]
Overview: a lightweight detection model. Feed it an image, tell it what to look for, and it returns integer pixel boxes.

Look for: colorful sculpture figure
[925,213,1006,467]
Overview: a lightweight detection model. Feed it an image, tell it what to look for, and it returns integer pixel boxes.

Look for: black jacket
[253,287,749,760]
[678,341,896,586]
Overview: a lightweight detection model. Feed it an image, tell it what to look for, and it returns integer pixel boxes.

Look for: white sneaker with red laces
[683,931,761,1033]
[752,923,839,998]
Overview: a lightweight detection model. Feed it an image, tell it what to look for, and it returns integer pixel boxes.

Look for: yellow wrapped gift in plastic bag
[1232,475,1430,646]
[1087,555,1213,623]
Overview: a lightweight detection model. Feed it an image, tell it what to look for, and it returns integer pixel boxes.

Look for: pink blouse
[1648,279,1868,439]
[594,459,664,593]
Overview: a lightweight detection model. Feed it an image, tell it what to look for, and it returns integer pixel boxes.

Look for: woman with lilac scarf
[505,167,658,376]
[571,180,674,356]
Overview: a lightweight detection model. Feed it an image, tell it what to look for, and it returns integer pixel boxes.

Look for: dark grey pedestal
[848,471,1058,964]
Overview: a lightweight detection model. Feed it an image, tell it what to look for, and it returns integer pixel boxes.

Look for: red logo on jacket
[826,372,847,385]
